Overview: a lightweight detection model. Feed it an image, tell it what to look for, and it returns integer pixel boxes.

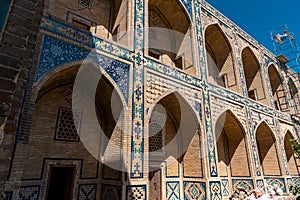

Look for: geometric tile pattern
[221,179,230,196]
[292,177,300,187]
[4,191,13,200]
[126,185,146,200]
[232,179,254,192]
[78,184,97,200]
[54,107,81,142]
[78,0,93,9]
[194,0,218,177]
[60,84,73,106]
[274,119,289,175]
[166,182,180,200]
[19,185,40,200]
[36,35,130,103]
[130,0,146,178]
[245,106,262,176]
[36,35,89,82]
[209,181,222,200]
[40,16,132,61]
[101,184,121,200]
[265,178,286,193]
[181,0,192,18]
[184,182,206,200]
[256,179,264,188]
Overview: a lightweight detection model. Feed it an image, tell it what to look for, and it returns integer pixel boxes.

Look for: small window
[174,56,184,69]
[248,90,256,100]
[78,0,93,9]
[72,19,91,31]
[112,25,120,42]
[221,75,227,88]
[149,50,161,60]
[274,100,280,110]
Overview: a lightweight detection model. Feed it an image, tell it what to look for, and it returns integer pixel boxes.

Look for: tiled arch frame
[240,46,271,103]
[213,109,253,178]
[266,62,289,110]
[34,59,129,109]
[143,0,200,77]
[203,22,242,94]
[254,120,284,176]
[146,90,201,123]
[282,128,299,175]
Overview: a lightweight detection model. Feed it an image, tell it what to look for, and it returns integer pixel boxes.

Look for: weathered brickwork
[1,0,300,199]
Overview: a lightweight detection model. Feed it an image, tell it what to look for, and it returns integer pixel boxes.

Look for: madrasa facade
[0,0,300,199]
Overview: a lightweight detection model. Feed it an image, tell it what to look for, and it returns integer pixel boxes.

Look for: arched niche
[256,122,281,176]
[205,24,239,93]
[288,78,298,100]
[147,0,195,74]
[148,92,202,199]
[284,131,299,175]
[268,64,287,111]
[33,64,125,199]
[215,110,250,177]
[242,47,265,102]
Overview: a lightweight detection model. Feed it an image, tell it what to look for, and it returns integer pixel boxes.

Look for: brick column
[0,0,44,195]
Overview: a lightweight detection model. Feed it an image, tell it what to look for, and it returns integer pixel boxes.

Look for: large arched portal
[242,47,265,102]
[147,0,195,74]
[205,24,239,93]
[16,64,125,200]
[256,122,281,176]
[284,131,299,175]
[148,92,203,199]
[215,110,250,177]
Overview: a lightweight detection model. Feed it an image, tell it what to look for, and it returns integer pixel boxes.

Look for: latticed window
[54,107,81,142]
[78,0,93,9]
[149,122,163,152]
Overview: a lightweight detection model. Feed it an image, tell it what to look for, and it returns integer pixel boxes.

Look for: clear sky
[205,0,300,55]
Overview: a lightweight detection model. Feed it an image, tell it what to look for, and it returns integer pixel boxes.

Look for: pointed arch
[242,47,265,101]
[284,131,300,175]
[288,78,298,99]
[205,24,238,92]
[35,60,128,108]
[147,90,200,123]
[255,122,281,175]
[148,92,203,198]
[268,64,286,111]
[215,110,250,177]
[147,0,195,73]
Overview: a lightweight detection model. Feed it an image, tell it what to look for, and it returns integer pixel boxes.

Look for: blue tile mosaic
[36,35,130,103]
[19,185,40,200]
[184,182,206,200]
[167,181,180,200]
[78,184,97,200]
[126,185,146,200]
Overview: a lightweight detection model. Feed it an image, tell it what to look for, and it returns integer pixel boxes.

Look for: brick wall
[0,0,44,194]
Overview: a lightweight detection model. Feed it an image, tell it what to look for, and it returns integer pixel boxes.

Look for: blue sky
[205,0,300,54]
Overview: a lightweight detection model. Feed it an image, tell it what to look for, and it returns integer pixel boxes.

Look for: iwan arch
[0,0,300,199]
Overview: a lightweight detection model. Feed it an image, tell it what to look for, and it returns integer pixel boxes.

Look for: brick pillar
[0,0,44,195]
